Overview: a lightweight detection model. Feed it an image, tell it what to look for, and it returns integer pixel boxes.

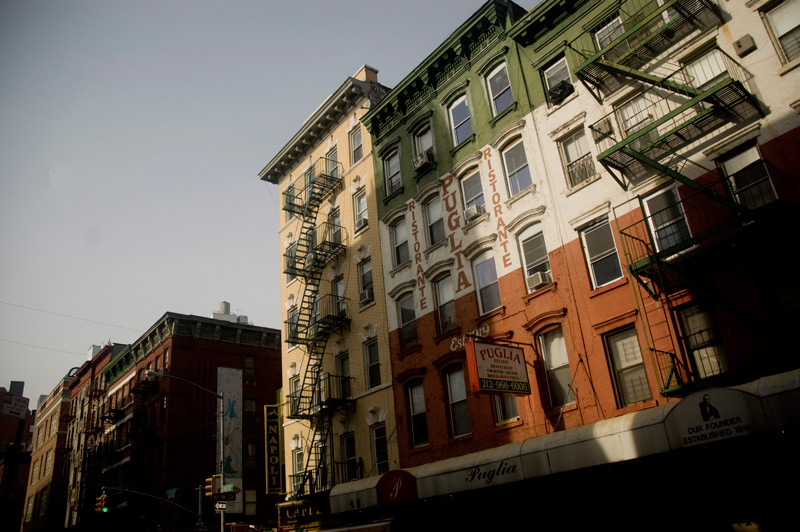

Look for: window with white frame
[605,327,651,406]
[364,339,381,389]
[384,149,401,196]
[391,218,409,266]
[285,242,298,283]
[398,292,417,350]
[435,274,457,333]
[461,168,485,210]
[683,48,728,90]
[358,259,373,305]
[445,366,471,437]
[581,219,623,288]
[502,139,532,196]
[677,304,727,379]
[284,183,295,222]
[336,352,350,399]
[371,423,389,474]
[350,127,363,164]
[354,189,368,230]
[341,432,358,481]
[326,147,339,179]
[328,208,342,245]
[415,123,434,155]
[595,15,629,61]
[287,305,299,341]
[543,56,574,105]
[292,448,304,493]
[486,62,513,116]
[332,276,346,317]
[474,252,502,314]
[644,187,691,252]
[719,145,777,209]
[764,0,800,64]
[618,94,656,149]
[425,194,446,245]
[519,224,550,291]
[407,381,428,447]
[539,327,575,407]
[449,94,472,145]
[561,128,595,188]
[494,394,519,423]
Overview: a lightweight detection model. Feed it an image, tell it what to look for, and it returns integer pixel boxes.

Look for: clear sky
[0,0,538,405]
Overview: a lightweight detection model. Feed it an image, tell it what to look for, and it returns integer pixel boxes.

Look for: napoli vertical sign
[264,405,284,494]
[465,340,531,395]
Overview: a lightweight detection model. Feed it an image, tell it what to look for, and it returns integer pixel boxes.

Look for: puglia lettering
[464,460,518,486]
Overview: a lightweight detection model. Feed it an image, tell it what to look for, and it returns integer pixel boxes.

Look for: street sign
[212,492,236,501]
[222,483,235,493]
[214,502,227,511]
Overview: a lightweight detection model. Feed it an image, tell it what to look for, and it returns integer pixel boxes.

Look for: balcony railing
[287,372,354,419]
[282,157,343,216]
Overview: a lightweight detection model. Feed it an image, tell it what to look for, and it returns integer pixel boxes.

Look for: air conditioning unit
[412,151,434,171]
[547,80,574,105]
[464,204,486,222]
[355,217,368,231]
[360,289,374,305]
[592,118,614,143]
[526,271,552,292]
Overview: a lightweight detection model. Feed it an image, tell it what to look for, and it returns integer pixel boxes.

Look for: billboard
[465,340,531,395]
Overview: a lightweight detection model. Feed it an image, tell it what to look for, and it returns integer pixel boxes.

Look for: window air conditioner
[355,218,368,230]
[592,118,614,143]
[547,80,574,105]
[412,151,435,171]
[526,271,553,292]
[360,289,374,305]
[464,204,486,222]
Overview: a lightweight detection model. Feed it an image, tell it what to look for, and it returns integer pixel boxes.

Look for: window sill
[544,401,577,417]
[450,134,476,157]
[545,91,579,116]
[424,237,449,258]
[434,326,461,345]
[523,281,557,305]
[476,306,506,325]
[778,57,800,76]
[506,183,537,208]
[414,163,437,182]
[389,260,412,278]
[353,222,369,237]
[383,185,405,206]
[495,416,523,431]
[408,443,431,454]
[565,173,602,196]
[398,343,422,359]
[450,432,473,442]
[588,276,628,298]
[489,101,519,128]
[359,300,376,312]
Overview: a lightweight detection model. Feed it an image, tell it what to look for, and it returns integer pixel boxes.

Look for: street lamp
[146,370,226,531]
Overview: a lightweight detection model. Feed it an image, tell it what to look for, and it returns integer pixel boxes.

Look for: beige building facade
[259,65,399,498]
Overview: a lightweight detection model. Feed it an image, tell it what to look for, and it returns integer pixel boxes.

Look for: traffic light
[204,475,219,498]
[95,494,107,514]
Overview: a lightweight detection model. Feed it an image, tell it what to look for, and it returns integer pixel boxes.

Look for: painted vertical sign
[218,367,243,513]
[265,404,284,494]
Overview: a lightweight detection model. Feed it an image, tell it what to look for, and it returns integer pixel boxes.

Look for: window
[287,305,299,341]
[539,327,575,407]
[644,187,691,252]
[474,252,502,314]
[329,209,342,245]
[244,398,257,425]
[326,147,339,179]
[684,48,728,90]
[494,394,519,423]
[359,259,374,305]
[595,16,625,50]
[336,352,350,398]
[445,367,471,437]
[38,486,48,516]
[519,225,550,291]
[581,219,623,288]
[350,127,363,163]
[765,0,800,64]
[244,355,256,382]
[605,327,652,406]
[391,218,409,265]
[364,340,381,389]
[720,146,777,209]
[486,62,513,116]
[398,293,418,350]
[502,139,532,196]
[543,56,573,105]
[25,495,34,522]
[354,189,368,230]
[415,123,433,155]
[561,129,595,188]
[163,348,169,369]
[435,274,457,333]
[341,432,358,481]
[384,150,401,195]
[285,242,297,284]
[30,459,39,484]
[618,94,656,149]
[407,381,428,447]
[284,184,295,222]
[332,276,346,317]
[425,195,445,245]
[678,305,727,379]
[292,448,304,493]
[371,423,389,474]
[461,168,485,209]
[289,375,300,415]
[245,489,257,516]
[449,94,472,145]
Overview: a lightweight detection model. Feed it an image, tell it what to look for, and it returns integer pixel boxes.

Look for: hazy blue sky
[0,0,538,404]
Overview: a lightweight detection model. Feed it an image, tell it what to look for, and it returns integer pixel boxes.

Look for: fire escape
[573,0,778,395]
[282,156,353,496]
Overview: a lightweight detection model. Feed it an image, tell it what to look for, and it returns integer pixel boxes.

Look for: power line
[0,300,142,333]
[0,338,86,357]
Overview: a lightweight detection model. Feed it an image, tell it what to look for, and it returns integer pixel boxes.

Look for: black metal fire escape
[282,156,353,496]
[573,0,772,394]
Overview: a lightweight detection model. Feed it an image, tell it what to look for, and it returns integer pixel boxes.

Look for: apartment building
[258,65,400,508]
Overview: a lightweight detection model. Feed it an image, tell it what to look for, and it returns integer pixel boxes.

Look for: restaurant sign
[465,340,531,395]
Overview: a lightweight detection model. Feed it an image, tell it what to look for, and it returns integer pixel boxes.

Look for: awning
[330,470,416,514]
